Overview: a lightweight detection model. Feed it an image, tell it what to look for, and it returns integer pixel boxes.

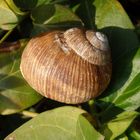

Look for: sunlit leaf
[5,107,100,140]
[76,115,104,140]
[101,111,138,140]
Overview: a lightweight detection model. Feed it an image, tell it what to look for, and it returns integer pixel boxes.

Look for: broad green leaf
[101,111,138,140]
[5,106,99,140]
[76,115,104,140]
[0,0,18,30]
[94,0,133,29]
[88,0,140,113]
[0,40,42,115]
[30,4,83,36]
[13,0,52,10]
[0,0,26,30]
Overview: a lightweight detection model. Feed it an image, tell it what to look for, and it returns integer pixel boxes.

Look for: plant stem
[21,111,39,118]
[0,27,15,45]
[0,41,20,52]
[88,100,95,116]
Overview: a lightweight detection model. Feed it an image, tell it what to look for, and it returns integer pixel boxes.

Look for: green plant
[0,0,140,140]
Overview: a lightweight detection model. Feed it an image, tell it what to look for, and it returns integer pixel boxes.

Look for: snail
[20,28,112,104]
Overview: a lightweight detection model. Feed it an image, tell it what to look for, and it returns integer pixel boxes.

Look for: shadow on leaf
[0,74,25,90]
[76,0,96,29]
[98,27,139,98]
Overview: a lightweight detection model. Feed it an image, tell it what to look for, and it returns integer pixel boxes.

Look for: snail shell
[20,28,112,104]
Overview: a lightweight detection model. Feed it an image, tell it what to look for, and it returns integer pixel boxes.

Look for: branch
[0,41,20,53]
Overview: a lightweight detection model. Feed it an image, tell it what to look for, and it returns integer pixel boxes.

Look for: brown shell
[20,28,112,104]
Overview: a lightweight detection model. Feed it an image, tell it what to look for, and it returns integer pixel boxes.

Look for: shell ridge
[64,28,110,65]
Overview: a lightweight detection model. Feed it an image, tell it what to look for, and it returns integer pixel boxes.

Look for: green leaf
[116,134,128,140]
[0,0,18,30]
[94,0,134,29]
[30,4,83,36]
[0,0,26,30]
[76,115,104,140]
[0,40,42,115]
[99,48,140,117]
[76,0,96,29]
[51,0,69,5]
[5,106,101,140]
[101,111,138,140]
[90,0,140,113]
[13,0,52,10]
[127,128,140,140]
[76,0,133,30]
[5,0,27,15]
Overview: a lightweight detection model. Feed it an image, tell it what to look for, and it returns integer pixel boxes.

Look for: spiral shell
[20,28,112,104]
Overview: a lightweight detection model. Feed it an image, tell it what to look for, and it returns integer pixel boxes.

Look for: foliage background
[0,0,140,139]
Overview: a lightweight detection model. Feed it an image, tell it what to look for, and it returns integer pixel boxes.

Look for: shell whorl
[64,28,111,65]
